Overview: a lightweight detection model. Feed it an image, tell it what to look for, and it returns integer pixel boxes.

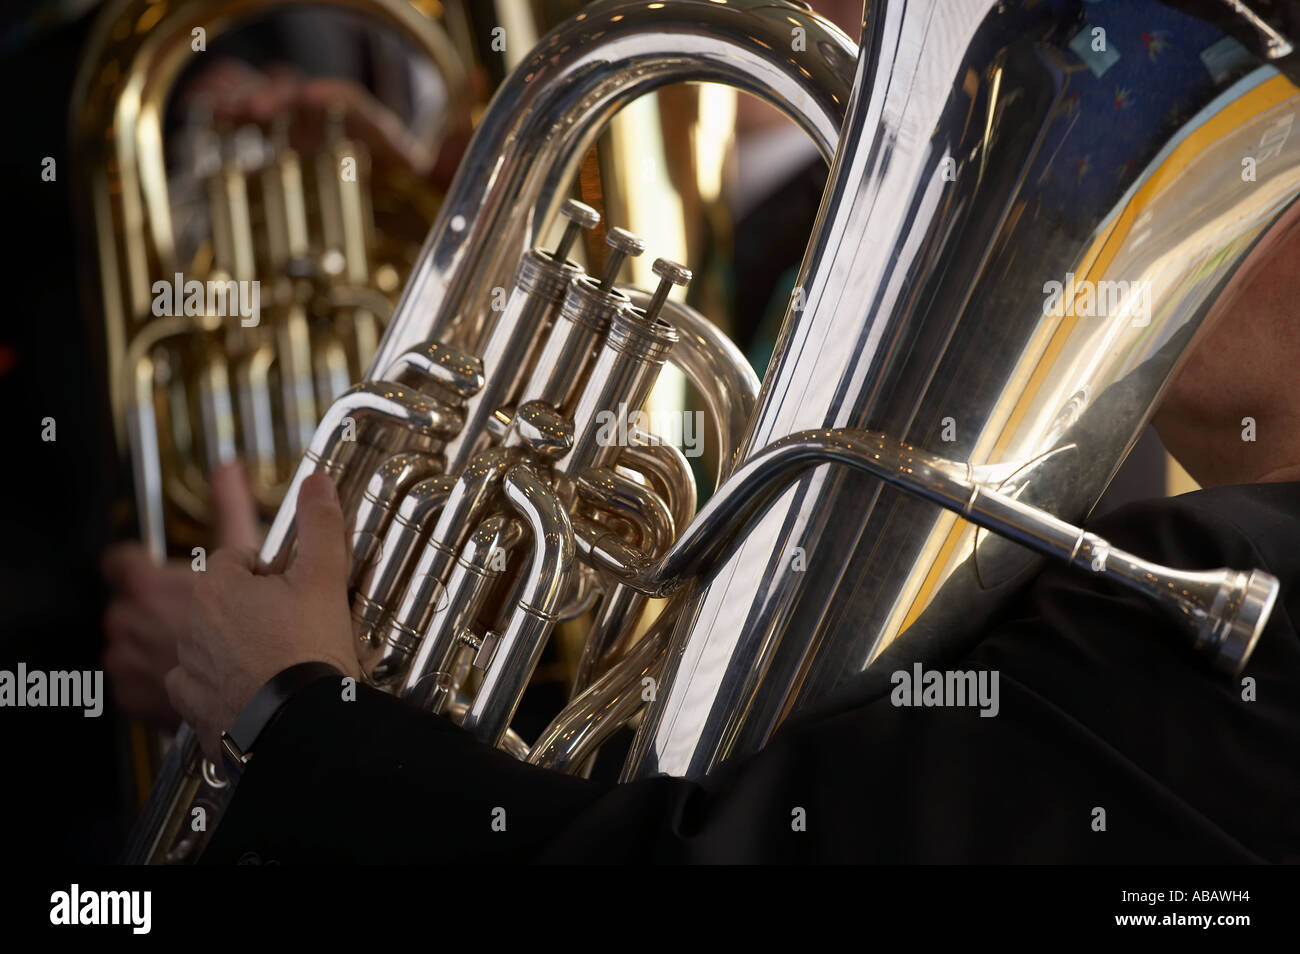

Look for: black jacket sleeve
[203,482,1300,864]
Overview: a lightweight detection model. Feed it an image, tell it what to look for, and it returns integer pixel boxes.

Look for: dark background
[0,1,120,862]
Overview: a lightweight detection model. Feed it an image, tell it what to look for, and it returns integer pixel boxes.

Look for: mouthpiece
[1199,569,1279,677]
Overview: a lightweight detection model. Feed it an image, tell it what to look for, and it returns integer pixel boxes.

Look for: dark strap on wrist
[220,662,343,778]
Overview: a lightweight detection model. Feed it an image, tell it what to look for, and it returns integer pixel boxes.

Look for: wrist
[220,661,344,779]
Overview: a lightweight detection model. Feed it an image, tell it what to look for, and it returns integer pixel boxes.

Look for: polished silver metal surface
[529,600,679,772]
[384,341,485,398]
[367,446,521,683]
[352,474,457,645]
[625,0,1300,781]
[260,381,463,573]
[128,0,859,866]
[401,514,526,710]
[622,292,761,478]
[569,428,1279,676]
[367,0,855,371]
[599,228,648,291]
[512,276,630,418]
[570,466,677,696]
[444,248,584,470]
[462,465,575,745]
[348,452,440,583]
[133,0,1295,866]
[556,303,681,485]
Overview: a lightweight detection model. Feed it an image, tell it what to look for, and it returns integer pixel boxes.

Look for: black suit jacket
[203,482,1300,863]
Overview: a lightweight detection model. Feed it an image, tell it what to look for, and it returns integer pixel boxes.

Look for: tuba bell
[126,0,1299,861]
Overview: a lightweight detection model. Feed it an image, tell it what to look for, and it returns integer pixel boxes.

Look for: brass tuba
[72,0,478,805]
[71,0,473,563]
[127,0,1298,861]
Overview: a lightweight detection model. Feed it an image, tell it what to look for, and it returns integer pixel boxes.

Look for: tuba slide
[127,0,1299,861]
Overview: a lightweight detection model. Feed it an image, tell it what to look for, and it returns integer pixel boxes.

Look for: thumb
[287,473,349,590]
[211,461,260,550]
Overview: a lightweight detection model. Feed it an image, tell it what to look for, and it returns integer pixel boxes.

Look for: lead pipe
[576,429,1278,677]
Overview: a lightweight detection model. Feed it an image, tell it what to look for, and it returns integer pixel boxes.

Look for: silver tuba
[128,0,1299,861]
[624,0,1300,781]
